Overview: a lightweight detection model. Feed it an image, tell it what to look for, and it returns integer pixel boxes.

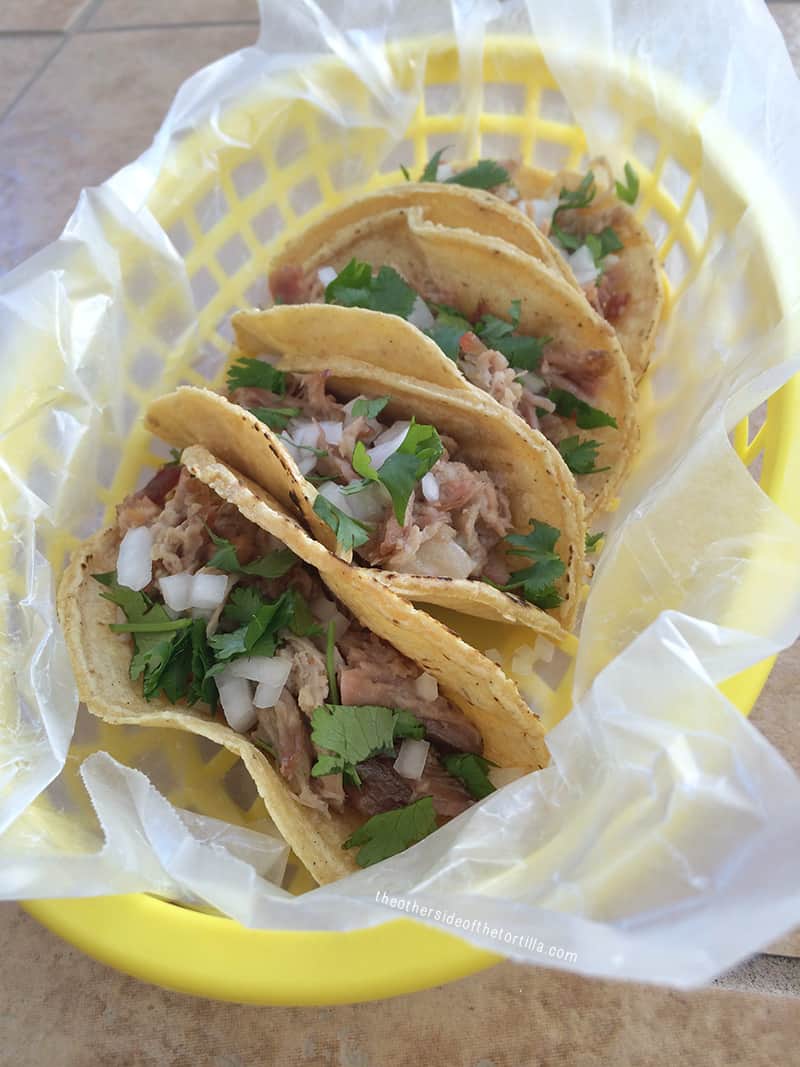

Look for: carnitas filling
[99,465,511,867]
[223,357,568,610]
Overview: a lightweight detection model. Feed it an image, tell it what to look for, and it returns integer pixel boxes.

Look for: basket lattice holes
[33,44,780,895]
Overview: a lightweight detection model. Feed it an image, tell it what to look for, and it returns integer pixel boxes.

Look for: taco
[57,445,549,883]
[440,154,664,381]
[267,209,636,515]
[145,305,586,638]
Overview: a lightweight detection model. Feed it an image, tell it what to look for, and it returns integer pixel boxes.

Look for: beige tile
[0,0,91,32]
[1,904,798,1066]
[0,36,59,116]
[88,0,258,28]
[0,24,255,274]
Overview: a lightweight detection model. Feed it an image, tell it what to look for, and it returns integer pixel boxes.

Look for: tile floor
[0,0,799,1055]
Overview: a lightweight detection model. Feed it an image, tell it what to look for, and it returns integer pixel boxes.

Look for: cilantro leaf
[393,708,426,739]
[424,305,472,361]
[248,406,301,432]
[166,447,183,467]
[445,159,510,190]
[188,618,217,706]
[489,520,566,609]
[584,227,623,267]
[313,494,371,552]
[585,531,604,554]
[324,259,417,318]
[310,704,398,784]
[399,164,411,181]
[93,570,151,621]
[425,322,467,361]
[442,753,496,799]
[547,387,618,429]
[325,619,339,704]
[206,529,297,579]
[209,586,296,663]
[472,304,551,372]
[419,147,451,182]
[615,161,639,204]
[352,420,443,524]
[226,357,286,396]
[556,435,610,476]
[351,395,390,419]
[343,796,438,867]
[550,171,596,252]
[288,588,323,639]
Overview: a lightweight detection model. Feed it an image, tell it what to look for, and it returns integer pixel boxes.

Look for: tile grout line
[80,19,260,34]
[0,0,107,126]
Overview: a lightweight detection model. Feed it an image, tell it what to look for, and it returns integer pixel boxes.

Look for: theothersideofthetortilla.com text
[374,890,578,963]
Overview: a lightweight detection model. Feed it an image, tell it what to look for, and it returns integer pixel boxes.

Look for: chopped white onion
[567,244,600,286]
[497,183,520,202]
[414,672,438,701]
[436,163,454,181]
[229,656,293,688]
[483,647,504,665]
[190,607,213,620]
[393,738,430,780]
[412,538,474,579]
[420,472,440,503]
[368,420,411,470]
[317,265,337,286]
[116,525,153,591]
[158,573,194,613]
[603,253,620,269]
[190,572,229,610]
[217,670,257,732]
[318,420,343,445]
[407,295,435,331]
[532,196,560,225]
[488,766,526,789]
[320,479,388,524]
[284,419,321,475]
[534,636,555,663]
[520,371,547,395]
[511,645,537,676]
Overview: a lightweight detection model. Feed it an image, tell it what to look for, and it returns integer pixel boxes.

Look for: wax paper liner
[1,0,800,989]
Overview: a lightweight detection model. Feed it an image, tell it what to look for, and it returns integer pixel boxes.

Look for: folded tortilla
[58,445,549,884]
[146,305,587,637]
[266,212,637,516]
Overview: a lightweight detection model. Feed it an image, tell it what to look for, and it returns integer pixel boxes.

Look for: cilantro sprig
[486,520,566,609]
[615,161,639,204]
[411,148,510,190]
[248,406,301,432]
[312,494,371,552]
[473,300,551,372]
[226,357,286,396]
[325,619,339,704]
[556,436,610,476]
[310,704,426,784]
[550,171,596,250]
[547,387,617,430]
[351,395,390,419]
[208,585,318,666]
[343,796,438,867]
[324,259,417,318]
[585,531,604,554]
[94,572,216,705]
[584,227,623,267]
[442,753,496,799]
[206,529,297,578]
[350,419,443,523]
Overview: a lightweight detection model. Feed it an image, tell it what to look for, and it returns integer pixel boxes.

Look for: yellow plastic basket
[21,35,800,1004]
